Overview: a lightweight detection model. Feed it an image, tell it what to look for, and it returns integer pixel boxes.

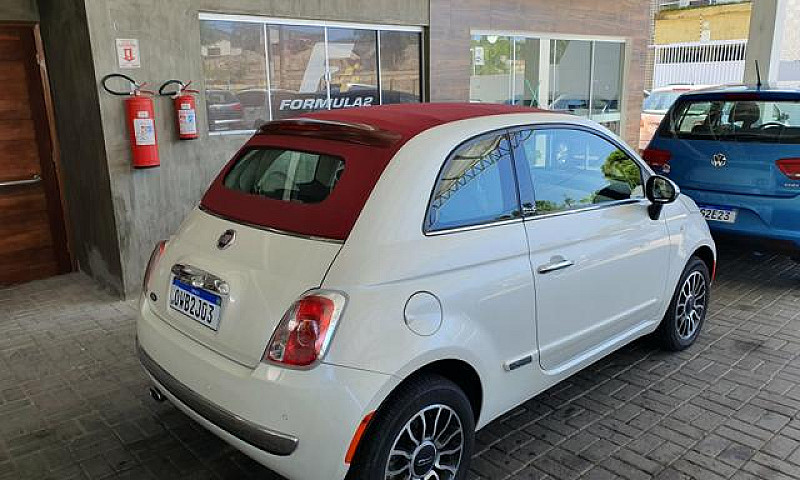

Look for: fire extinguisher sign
[116,39,140,69]
[133,116,156,146]
[178,104,197,136]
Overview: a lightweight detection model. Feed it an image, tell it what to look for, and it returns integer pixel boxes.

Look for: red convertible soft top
[201,103,547,241]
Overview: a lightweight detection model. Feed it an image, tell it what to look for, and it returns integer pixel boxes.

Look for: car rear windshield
[643,91,684,112]
[662,99,800,143]
[223,149,344,204]
[201,135,397,241]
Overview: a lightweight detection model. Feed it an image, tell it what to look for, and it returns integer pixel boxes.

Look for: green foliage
[602,149,641,189]
[471,37,511,75]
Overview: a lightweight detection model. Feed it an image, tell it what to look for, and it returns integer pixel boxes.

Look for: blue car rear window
[662,99,800,144]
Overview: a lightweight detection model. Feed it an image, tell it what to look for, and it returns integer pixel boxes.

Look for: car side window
[426,133,519,232]
[511,128,644,215]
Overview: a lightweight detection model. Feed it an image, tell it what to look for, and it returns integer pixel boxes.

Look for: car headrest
[731,102,761,127]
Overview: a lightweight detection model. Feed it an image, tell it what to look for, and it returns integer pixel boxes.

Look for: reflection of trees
[534,149,641,213]
[472,37,512,75]
[601,149,641,190]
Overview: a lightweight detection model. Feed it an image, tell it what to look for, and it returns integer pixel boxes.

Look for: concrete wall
[0,0,38,21]
[429,0,650,148]
[655,3,752,44]
[38,0,125,294]
[83,0,428,296]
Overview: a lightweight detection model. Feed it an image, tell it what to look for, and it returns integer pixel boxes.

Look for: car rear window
[643,91,684,112]
[223,149,344,204]
[662,99,800,143]
[201,134,397,241]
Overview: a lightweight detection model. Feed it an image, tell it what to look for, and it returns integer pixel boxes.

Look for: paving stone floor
[2,245,800,479]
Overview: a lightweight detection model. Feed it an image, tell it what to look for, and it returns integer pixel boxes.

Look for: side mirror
[645,175,680,220]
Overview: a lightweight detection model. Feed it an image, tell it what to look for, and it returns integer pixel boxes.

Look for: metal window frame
[200,12,424,136]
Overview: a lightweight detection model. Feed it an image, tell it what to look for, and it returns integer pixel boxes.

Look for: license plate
[699,205,737,224]
[169,277,223,330]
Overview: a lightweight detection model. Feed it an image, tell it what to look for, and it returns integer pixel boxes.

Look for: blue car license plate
[698,205,737,224]
[169,277,223,330]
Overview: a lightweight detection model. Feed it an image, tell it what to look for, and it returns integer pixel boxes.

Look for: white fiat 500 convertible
[137,103,715,480]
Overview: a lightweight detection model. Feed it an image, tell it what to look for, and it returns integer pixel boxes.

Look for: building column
[744,0,786,84]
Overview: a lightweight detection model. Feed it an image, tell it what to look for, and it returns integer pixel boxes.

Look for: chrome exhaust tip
[149,386,166,402]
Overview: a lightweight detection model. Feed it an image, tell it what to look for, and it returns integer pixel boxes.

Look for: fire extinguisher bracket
[159,80,199,140]
[101,73,160,169]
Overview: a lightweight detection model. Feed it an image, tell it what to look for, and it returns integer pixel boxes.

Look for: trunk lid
[148,208,342,368]
[658,137,800,198]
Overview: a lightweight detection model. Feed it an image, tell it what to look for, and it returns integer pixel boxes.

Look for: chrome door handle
[537,259,574,274]
[0,174,41,188]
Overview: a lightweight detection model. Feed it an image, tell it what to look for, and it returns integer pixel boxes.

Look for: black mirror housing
[645,175,679,220]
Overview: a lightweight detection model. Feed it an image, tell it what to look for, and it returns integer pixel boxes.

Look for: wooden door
[0,25,70,285]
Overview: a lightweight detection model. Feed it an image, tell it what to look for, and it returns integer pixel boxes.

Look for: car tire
[656,256,710,351]
[347,374,475,480]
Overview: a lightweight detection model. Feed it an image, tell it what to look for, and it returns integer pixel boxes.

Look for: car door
[510,126,671,372]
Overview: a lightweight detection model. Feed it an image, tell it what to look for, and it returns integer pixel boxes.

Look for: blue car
[644,85,800,256]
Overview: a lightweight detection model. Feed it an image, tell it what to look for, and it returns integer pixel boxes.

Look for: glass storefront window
[470,35,512,104]
[379,31,422,103]
[469,33,626,134]
[267,25,327,121]
[200,21,267,132]
[549,39,592,116]
[513,38,542,107]
[199,15,423,134]
[591,41,625,134]
[327,28,379,110]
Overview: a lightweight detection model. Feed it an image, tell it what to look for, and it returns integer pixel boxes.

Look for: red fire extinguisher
[159,80,199,140]
[102,73,159,169]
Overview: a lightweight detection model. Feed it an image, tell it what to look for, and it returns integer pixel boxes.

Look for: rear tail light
[143,240,167,290]
[643,148,672,169]
[777,158,800,180]
[264,290,347,367]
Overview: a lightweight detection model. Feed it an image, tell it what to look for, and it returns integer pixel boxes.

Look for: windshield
[643,91,684,112]
[664,99,800,143]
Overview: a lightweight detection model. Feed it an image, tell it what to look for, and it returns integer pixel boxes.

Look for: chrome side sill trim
[138,346,299,456]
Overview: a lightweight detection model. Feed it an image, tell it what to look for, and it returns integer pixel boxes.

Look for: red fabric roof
[297,102,549,140]
[201,103,548,240]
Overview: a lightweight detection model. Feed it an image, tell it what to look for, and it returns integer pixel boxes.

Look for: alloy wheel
[675,270,707,340]
[384,404,464,480]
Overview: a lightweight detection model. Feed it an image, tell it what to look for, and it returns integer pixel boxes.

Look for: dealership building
[0,0,663,295]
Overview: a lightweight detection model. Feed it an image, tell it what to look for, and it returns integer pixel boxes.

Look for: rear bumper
[681,187,800,253]
[138,346,298,456]
[136,301,392,480]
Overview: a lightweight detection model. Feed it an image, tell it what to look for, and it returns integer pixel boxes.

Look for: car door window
[426,133,519,232]
[511,128,643,215]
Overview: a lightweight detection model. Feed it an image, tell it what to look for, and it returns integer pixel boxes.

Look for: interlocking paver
[2,245,800,479]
